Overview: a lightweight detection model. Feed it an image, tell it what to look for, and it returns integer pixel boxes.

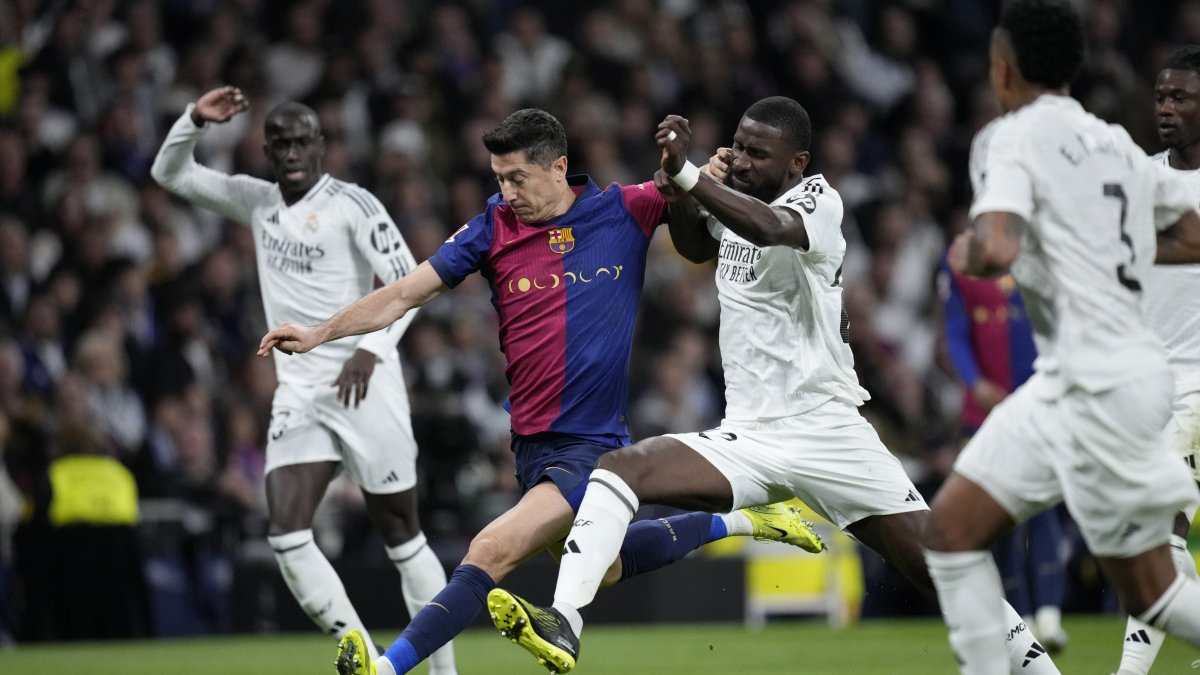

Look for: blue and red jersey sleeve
[619,181,667,237]
[429,206,496,288]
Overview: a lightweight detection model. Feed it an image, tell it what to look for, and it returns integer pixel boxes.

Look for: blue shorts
[511,432,627,507]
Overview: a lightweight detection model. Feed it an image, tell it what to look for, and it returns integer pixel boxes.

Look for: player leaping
[487,96,1059,674]
[257,108,822,675]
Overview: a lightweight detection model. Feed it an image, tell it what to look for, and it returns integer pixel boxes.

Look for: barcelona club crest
[548,227,575,254]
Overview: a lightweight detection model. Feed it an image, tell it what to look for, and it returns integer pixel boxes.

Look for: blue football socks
[618,511,717,582]
[384,563,494,673]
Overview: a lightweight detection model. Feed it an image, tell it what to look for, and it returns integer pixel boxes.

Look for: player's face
[726,117,807,203]
[491,151,568,223]
[264,113,324,199]
[1155,68,1200,150]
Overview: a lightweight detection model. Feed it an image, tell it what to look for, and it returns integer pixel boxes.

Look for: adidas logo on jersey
[382,471,400,484]
[904,489,922,503]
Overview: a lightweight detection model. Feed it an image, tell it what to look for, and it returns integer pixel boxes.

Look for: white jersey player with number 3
[923,3,1200,674]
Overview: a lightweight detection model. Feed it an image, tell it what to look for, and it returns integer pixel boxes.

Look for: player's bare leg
[364,488,456,675]
[266,461,380,658]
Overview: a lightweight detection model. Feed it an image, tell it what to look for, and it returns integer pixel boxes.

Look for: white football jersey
[968,95,1195,394]
[1142,151,1200,397]
[152,107,418,384]
[707,174,868,422]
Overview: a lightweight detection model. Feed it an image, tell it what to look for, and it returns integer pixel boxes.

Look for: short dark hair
[743,96,812,152]
[1164,45,1200,76]
[1000,0,1084,88]
[264,102,321,136]
[481,108,567,167]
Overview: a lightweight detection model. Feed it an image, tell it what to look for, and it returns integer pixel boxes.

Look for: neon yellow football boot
[742,502,826,553]
[335,630,377,675]
[488,588,579,673]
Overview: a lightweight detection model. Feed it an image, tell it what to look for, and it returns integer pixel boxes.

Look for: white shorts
[955,372,1200,558]
[1161,389,1200,485]
[265,358,418,494]
[667,400,927,530]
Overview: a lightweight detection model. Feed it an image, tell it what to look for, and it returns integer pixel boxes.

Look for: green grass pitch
[1,616,1197,673]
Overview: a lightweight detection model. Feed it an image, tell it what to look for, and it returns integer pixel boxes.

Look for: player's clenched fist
[258,322,324,356]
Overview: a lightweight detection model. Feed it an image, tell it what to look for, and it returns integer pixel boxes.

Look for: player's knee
[921,509,975,553]
[463,532,516,578]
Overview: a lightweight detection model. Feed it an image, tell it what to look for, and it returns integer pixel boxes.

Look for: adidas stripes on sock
[269,529,377,659]
[1137,572,1200,650]
[1115,534,1200,675]
[387,533,456,675]
[1002,601,1058,673]
[553,469,639,613]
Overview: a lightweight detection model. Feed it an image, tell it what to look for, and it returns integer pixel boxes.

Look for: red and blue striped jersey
[939,256,1036,431]
[429,175,666,440]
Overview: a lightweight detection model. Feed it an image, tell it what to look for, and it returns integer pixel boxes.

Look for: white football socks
[925,548,1011,675]
[551,469,640,631]
[720,510,753,537]
[387,532,457,675]
[1116,534,1200,674]
[1137,571,1200,649]
[1002,601,1060,673]
[269,529,378,659]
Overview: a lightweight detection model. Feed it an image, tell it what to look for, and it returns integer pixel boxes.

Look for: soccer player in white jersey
[486,96,1059,674]
[1115,44,1200,675]
[921,2,1200,673]
[150,87,457,675]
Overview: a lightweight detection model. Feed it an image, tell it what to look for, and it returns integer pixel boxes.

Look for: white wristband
[670,160,701,192]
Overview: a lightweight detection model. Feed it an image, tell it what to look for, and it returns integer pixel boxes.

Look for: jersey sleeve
[967,119,1034,222]
[150,105,273,226]
[619,182,668,237]
[1150,159,1200,231]
[428,209,495,288]
[350,189,420,358]
[777,179,844,257]
[938,258,981,387]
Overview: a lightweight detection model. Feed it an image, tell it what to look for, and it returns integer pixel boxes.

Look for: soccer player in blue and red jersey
[258,108,820,675]
[940,258,1069,651]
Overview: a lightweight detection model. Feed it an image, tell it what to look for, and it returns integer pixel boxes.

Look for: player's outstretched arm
[257,261,447,356]
[151,86,260,224]
[658,116,808,250]
[948,211,1025,277]
[1156,209,1200,264]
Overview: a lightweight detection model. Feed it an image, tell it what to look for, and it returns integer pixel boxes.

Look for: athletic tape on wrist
[670,160,701,192]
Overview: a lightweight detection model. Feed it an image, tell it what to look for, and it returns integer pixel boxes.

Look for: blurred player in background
[922,2,1200,672]
[257,107,819,675]
[1114,43,1200,675]
[151,87,457,674]
[939,258,1068,651]
[488,97,1059,674]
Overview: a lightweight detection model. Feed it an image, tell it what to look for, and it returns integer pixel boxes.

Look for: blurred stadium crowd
[0,0,1195,641]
